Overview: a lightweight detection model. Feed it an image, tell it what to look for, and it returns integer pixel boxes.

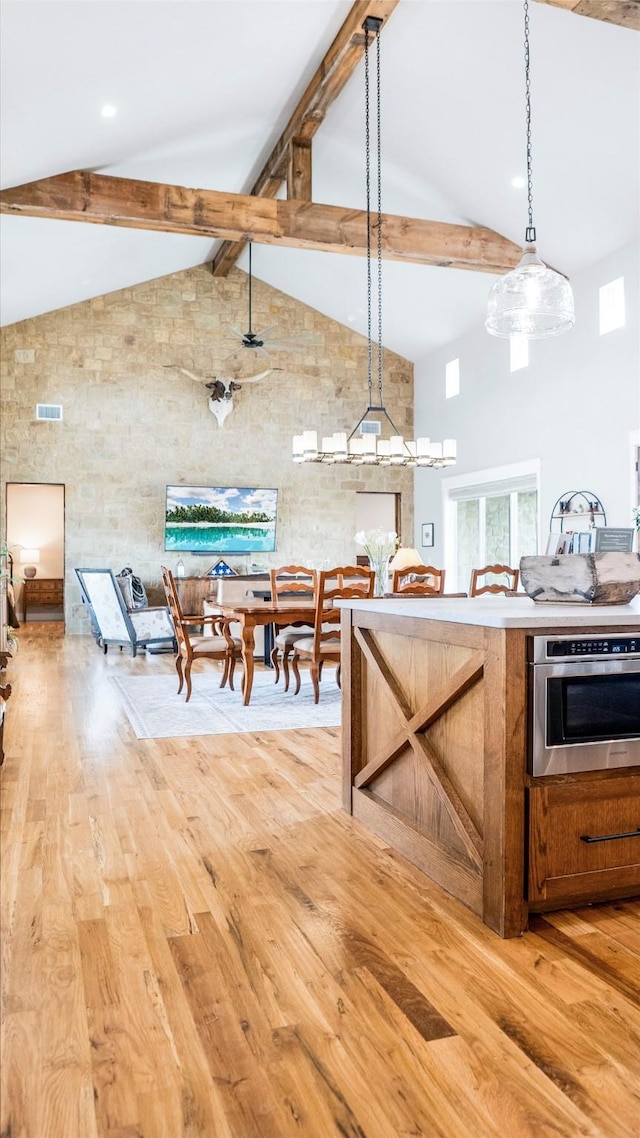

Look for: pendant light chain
[375,30,384,408]
[485,0,575,339]
[291,14,457,465]
[248,242,253,335]
[364,28,374,407]
[364,21,384,409]
[523,0,535,243]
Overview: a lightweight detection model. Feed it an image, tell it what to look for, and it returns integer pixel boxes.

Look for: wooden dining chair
[469,564,519,596]
[161,566,242,702]
[268,565,317,691]
[291,565,375,704]
[391,564,446,595]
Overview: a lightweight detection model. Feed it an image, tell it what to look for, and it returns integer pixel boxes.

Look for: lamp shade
[486,244,575,339]
[388,547,421,572]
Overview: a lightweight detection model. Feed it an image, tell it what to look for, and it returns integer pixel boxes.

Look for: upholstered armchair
[75,568,175,656]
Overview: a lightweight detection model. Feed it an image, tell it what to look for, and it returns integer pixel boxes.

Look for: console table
[23,577,64,621]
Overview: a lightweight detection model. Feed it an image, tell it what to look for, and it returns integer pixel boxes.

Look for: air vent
[360,420,381,436]
[36,404,63,421]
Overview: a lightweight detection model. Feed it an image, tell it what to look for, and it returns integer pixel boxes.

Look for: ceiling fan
[223,244,320,376]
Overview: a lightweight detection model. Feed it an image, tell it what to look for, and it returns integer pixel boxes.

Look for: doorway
[355,492,401,564]
[355,491,400,536]
[6,483,65,623]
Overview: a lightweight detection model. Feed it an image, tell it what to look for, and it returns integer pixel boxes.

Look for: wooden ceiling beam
[0,171,523,274]
[288,138,313,202]
[210,0,400,277]
[534,0,640,30]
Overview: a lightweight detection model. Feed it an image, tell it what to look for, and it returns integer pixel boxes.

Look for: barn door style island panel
[338,597,640,938]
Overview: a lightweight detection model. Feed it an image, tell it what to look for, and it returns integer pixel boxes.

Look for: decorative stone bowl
[519,552,640,605]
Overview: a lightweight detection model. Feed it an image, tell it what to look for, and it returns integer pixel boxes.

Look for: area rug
[111,670,341,739]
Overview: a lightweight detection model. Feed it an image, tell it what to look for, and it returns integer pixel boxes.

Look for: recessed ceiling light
[101,104,117,118]
[511,176,526,189]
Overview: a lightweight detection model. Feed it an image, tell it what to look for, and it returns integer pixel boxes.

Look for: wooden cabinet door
[528,774,640,909]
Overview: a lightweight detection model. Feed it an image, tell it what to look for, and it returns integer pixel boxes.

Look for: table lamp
[388,547,421,572]
[20,548,40,578]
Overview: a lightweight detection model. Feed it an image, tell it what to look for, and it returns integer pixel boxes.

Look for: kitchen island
[338,596,640,938]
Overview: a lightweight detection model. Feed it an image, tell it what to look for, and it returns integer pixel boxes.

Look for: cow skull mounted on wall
[204,377,242,426]
[163,365,274,426]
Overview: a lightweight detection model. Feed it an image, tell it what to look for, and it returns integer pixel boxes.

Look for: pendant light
[292,17,456,469]
[486,0,575,339]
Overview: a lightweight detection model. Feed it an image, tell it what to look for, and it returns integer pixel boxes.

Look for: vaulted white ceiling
[1,0,638,362]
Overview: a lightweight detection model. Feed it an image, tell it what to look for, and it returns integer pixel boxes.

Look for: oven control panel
[542,635,640,660]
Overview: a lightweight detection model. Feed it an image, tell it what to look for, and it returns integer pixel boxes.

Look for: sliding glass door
[446,466,539,593]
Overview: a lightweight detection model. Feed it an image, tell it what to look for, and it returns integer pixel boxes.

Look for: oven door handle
[580,827,640,844]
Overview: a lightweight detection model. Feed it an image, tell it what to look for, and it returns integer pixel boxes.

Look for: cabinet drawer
[528,775,640,909]
[25,579,63,601]
[29,590,60,603]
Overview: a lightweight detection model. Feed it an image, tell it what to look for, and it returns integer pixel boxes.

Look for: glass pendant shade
[486,244,575,339]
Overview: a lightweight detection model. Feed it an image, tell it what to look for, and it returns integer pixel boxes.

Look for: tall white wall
[412,241,640,567]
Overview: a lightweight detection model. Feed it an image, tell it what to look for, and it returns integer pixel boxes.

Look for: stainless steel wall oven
[529,633,640,776]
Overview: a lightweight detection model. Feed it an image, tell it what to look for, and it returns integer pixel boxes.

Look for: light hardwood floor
[1,624,639,1138]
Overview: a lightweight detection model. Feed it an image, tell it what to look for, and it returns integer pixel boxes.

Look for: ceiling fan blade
[254,325,279,341]
[259,342,302,354]
[224,344,272,377]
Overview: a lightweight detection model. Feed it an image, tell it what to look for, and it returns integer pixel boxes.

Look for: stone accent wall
[1,265,413,633]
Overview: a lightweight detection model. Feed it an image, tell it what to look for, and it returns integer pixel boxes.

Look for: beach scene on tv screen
[165,486,278,553]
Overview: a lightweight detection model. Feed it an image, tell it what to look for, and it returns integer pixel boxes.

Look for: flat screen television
[165,485,278,554]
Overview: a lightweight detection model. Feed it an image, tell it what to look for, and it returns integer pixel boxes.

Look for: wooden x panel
[341,607,530,936]
[353,627,484,872]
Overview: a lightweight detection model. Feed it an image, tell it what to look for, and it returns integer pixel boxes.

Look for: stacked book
[545,529,635,555]
[545,531,593,555]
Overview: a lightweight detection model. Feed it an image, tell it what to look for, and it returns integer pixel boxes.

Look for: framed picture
[593,527,634,553]
[421,522,435,548]
[545,533,564,555]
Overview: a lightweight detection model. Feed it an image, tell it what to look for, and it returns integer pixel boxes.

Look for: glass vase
[371,555,389,597]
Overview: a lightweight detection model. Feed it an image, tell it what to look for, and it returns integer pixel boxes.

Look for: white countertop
[336,595,640,629]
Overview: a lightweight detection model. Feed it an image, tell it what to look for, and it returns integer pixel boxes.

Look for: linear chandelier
[292,17,456,470]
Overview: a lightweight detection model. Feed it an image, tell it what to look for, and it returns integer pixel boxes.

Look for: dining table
[212,597,318,705]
